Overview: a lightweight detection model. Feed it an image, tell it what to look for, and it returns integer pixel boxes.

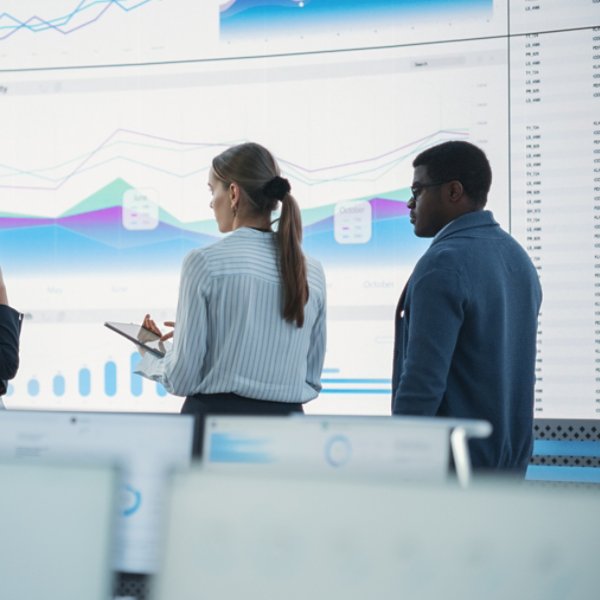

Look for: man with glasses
[392,141,542,474]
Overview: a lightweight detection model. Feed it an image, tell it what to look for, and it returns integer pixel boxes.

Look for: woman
[136,142,326,417]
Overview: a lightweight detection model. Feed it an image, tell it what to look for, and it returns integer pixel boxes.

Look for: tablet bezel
[104,321,166,357]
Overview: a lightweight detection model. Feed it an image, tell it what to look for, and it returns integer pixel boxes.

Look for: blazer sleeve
[392,266,465,415]
[0,304,21,383]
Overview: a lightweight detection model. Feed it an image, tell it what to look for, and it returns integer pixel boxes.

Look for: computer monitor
[202,415,491,484]
[153,472,600,600]
[0,460,118,600]
[0,410,197,575]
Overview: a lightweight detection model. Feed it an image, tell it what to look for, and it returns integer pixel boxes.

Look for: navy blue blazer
[0,304,21,395]
[392,210,542,472]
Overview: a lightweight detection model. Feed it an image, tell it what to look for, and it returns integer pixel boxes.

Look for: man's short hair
[413,141,492,207]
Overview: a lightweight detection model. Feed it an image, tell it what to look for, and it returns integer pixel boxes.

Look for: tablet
[104,321,167,357]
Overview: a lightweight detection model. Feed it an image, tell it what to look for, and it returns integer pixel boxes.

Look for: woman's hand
[160,321,175,341]
[143,314,175,341]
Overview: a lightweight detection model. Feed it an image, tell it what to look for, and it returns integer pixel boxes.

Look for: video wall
[0,0,598,418]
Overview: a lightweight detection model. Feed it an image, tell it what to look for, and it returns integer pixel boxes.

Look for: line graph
[0,128,467,193]
[0,120,468,276]
[0,1,218,70]
[0,0,153,40]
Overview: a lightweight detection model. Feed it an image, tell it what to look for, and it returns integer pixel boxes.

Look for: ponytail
[212,142,309,327]
[278,192,308,327]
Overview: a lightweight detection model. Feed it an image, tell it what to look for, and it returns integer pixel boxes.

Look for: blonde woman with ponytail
[136,142,326,425]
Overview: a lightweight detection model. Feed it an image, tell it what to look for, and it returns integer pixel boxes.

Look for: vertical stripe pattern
[136,228,326,402]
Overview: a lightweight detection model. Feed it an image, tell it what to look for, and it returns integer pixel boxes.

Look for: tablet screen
[104,321,167,357]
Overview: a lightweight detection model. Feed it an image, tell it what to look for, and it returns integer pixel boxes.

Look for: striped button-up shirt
[137,227,326,402]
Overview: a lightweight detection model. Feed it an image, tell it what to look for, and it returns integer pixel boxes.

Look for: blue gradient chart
[220,0,494,38]
[0,184,425,274]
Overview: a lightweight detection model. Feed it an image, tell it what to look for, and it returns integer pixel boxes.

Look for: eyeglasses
[410,181,448,199]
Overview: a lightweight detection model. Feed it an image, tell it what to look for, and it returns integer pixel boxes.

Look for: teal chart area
[0,183,425,274]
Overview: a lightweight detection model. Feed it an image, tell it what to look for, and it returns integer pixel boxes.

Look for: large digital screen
[0,0,598,419]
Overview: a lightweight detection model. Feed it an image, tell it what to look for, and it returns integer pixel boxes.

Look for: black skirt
[181,392,304,457]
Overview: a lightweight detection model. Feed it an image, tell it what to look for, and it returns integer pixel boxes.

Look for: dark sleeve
[392,267,465,415]
[0,305,21,382]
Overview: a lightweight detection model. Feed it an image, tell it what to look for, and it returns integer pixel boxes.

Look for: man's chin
[413,225,434,239]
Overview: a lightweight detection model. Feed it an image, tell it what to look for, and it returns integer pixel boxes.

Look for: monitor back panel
[0,410,196,575]
[0,460,118,600]
[154,472,600,600]
[202,415,452,482]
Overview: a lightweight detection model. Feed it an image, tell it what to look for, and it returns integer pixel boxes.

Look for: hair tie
[263,176,291,200]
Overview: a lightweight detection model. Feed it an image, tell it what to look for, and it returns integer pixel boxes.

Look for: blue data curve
[0,0,152,40]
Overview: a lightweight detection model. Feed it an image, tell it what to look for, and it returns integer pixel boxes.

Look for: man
[0,266,21,404]
[392,141,542,473]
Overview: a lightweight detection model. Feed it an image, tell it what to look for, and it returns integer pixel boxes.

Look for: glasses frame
[410,181,450,200]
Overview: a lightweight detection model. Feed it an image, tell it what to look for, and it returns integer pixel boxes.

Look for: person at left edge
[135,142,326,418]
[0,266,22,406]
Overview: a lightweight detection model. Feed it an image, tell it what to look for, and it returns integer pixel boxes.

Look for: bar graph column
[27,378,40,396]
[52,374,66,396]
[130,352,143,397]
[79,367,91,397]
[104,361,117,397]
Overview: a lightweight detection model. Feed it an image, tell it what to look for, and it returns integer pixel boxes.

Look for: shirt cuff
[134,351,165,382]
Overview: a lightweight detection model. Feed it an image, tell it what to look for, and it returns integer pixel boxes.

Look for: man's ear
[447,180,464,203]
